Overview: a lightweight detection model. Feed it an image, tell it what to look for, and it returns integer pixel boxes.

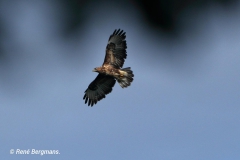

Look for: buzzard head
[93,67,101,73]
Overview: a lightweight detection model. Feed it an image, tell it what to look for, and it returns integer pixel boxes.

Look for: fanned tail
[117,67,134,88]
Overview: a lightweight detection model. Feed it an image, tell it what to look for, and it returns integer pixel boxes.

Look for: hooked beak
[92,68,97,72]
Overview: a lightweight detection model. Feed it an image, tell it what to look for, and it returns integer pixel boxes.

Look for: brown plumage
[83,29,134,106]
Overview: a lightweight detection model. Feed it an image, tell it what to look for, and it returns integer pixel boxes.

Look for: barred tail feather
[117,67,134,88]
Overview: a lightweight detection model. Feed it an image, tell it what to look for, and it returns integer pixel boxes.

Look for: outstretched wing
[103,29,127,69]
[83,74,116,106]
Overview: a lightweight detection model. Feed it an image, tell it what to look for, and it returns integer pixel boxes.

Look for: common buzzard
[83,29,134,106]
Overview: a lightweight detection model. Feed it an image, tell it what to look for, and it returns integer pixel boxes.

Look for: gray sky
[1,0,240,159]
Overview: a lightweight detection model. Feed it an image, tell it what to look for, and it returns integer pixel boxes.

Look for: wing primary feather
[118,30,123,35]
[115,29,120,35]
[85,97,88,104]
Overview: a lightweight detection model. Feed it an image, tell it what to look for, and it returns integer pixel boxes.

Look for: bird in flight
[83,29,134,106]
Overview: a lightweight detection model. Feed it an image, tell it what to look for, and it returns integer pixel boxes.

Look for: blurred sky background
[0,0,240,159]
